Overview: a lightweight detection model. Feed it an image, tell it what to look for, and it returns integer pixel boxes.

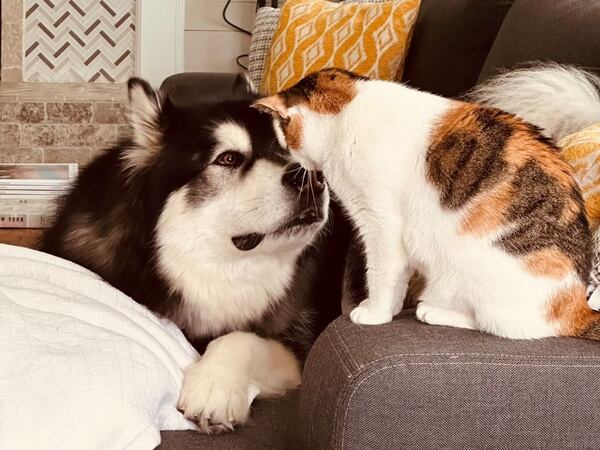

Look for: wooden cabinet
[0,229,44,250]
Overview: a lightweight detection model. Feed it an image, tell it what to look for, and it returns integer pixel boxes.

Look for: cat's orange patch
[546,284,594,336]
[560,197,581,224]
[285,115,304,150]
[427,102,511,209]
[524,248,573,279]
[429,101,480,139]
[305,71,358,115]
[503,127,576,190]
[459,180,513,235]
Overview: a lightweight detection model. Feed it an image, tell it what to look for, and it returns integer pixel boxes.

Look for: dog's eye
[214,151,244,167]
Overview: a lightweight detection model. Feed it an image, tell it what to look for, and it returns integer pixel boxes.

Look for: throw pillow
[559,123,600,300]
[260,0,421,95]
[560,123,600,231]
[248,7,281,90]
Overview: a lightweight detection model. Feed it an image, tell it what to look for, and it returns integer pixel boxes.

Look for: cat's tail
[468,63,600,143]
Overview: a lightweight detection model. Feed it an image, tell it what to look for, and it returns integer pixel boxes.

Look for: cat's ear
[252,95,289,120]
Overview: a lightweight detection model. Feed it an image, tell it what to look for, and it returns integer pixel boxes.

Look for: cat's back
[421,100,591,285]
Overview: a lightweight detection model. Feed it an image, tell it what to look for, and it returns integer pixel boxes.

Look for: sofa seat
[160,391,300,449]
[299,311,600,449]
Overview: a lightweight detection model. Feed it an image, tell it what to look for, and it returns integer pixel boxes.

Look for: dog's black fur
[41,77,354,356]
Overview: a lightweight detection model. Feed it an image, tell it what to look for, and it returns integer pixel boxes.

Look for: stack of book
[0,163,78,228]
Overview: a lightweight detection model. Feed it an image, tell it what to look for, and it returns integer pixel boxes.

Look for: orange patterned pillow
[261,0,421,95]
[560,123,600,231]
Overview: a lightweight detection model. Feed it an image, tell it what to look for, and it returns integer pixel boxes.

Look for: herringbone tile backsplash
[23,0,135,83]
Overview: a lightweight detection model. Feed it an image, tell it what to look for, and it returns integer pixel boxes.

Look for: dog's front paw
[178,360,250,434]
[349,299,393,325]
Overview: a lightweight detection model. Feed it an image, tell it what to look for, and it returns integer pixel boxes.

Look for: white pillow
[0,244,198,449]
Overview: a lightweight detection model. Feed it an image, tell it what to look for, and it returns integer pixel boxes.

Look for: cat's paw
[416,302,475,329]
[415,302,436,324]
[178,359,250,434]
[350,299,393,325]
[392,300,403,316]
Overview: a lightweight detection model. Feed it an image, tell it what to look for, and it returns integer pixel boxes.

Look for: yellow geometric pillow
[560,123,600,231]
[261,0,421,95]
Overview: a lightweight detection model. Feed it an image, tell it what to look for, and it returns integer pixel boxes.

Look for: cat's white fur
[273,79,578,338]
[471,64,600,313]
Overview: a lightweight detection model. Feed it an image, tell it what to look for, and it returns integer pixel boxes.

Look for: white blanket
[0,244,198,450]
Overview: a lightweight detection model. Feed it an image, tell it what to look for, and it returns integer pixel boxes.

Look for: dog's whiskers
[309,172,318,215]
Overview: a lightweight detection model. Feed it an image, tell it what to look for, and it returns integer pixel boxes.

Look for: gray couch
[159,1,600,448]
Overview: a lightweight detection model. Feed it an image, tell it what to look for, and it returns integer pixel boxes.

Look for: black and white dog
[42,77,354,433]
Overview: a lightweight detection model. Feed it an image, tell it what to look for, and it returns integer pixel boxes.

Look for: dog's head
[123,77,329,260]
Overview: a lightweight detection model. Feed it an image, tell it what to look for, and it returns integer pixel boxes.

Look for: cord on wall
[222,0,251,35]
[236,54,249,70]
[222,0,252,70]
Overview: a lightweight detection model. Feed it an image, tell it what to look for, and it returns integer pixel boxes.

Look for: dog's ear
[233,73,258,98]
[128,77,162,148]
[251,95,288,120]
[123,77,163,172]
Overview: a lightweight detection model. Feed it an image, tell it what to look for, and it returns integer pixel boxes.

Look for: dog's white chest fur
[155,188,299,338]
[164,252,295,338]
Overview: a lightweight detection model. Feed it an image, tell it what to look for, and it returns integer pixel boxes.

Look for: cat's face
[252,68,368,170]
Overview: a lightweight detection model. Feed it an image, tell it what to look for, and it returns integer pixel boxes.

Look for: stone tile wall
[1,0,24,81]
[0,85,130,167]
[0,0,134,168]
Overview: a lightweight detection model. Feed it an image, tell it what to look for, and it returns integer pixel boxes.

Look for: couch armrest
[299,311,600,450]
[160,72,241,108]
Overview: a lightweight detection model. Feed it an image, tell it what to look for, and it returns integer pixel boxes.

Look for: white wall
[184,0,255,73]
[136,0,185,86]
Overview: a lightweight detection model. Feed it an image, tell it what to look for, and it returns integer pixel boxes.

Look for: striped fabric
[248,8,281,91]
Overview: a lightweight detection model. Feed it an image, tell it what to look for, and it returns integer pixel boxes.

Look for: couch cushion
[159,391,300,449]
[300,310,600,450]
[402,0,515,98]
[479,0,600,82]
[160,73,242,109]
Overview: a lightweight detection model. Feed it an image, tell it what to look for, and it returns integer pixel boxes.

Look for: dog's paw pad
[178,362,250,434]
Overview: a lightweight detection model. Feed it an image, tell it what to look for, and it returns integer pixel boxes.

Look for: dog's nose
[283,164,325,193]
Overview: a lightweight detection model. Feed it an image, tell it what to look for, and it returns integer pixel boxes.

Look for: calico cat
[253,68,600,340]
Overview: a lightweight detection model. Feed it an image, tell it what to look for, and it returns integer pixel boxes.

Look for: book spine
[0,163,78,181]
[0,189,68,196]
[0,183,72,190]
[0,212,54,228]
[0,178,73,184]
[0,197,58,205]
